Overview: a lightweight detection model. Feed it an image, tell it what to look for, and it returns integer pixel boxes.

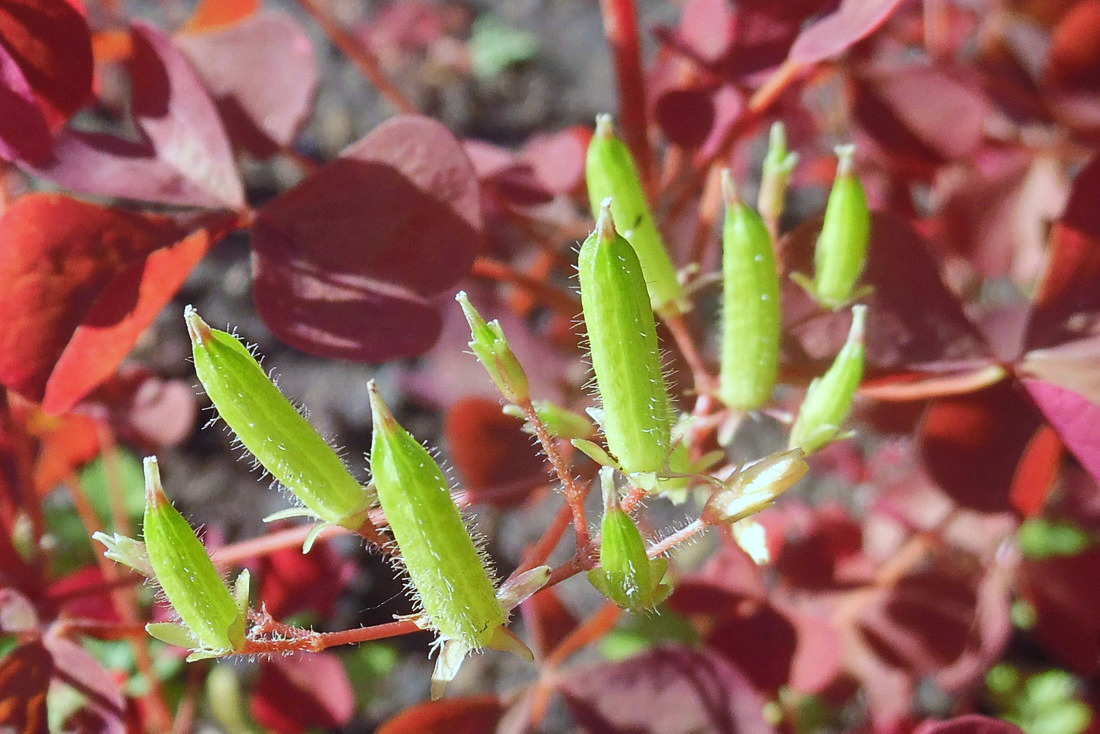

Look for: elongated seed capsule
[456,291,529,404]
[757,122,798,229]
[578,202,673,475]
[702,448,808,525]
[720,170,781,411]
[789,305,867,454]
[586,114,685,316]
[141,457,246,654]
[367,382,506,649]
[185,307,372,530]
[587,467,670,610]
[813,145,870,310]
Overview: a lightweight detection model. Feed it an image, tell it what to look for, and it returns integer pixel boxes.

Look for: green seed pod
[757,122,798,228]
[806,145,871,310]
[139,457,248,657]
[587,467,671,611]
[720,170,781,411]
[368,381,506,649]
[586,114,685,316]
[702,448,808,525]
[185,307,372,530]
[578,203,673,475]
[456,291,529,404]
[789,305,867,454]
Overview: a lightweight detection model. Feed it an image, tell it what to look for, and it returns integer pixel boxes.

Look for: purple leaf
[252,114,482,362]
[788,0,907,65]
[1022,378,1100,485]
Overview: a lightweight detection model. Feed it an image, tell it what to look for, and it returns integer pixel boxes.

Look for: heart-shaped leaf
[252,114,482,362]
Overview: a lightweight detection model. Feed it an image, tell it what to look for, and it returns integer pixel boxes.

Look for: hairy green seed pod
[703,448,808,525]
[456,291,529,404]
[757,122,798,228]
[789,305,867,454]
[368,381,506,649]
[811,145,871,310]
[586,114,685,316]
[185,307,372,530]
[588,468,670,610]
[140,457,247,656]
[720,170,781,411]
[578,203,673,475]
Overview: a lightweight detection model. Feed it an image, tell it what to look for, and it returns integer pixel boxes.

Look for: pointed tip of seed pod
[834,144,856,176]
[595,198,618,241]
[595,113,614,138]
[143,456,167,508]
[366,380,397,432]
[769,121,788,152]
[183,305,212,346]
[720,168,740,207]
[455,290,483,330]
[848,304,868,344]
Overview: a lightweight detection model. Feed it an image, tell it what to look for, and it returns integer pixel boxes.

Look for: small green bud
[702,448,808,525]
[719,170,781,411]
[185,307,372,531]
[757,122,798,227]
[137,457,248,659]
[578,203,673,475]
[586,114,686,316]
[502,400,595,440]
[792,145,871,310]
[789,305,867,453]
[368,381,507,646]
[588,468,671,611]
[456,291,529,404]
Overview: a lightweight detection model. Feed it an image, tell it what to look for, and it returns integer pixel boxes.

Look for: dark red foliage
[251,652,355,734]
[377,696,506,734]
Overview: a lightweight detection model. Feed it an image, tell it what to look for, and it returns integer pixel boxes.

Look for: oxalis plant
[96,117,871,701]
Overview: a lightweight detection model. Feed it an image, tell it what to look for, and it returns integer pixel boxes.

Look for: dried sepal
[456,291,529,404]
[586,114,686,316]
[587,468,671,611]
[702,448,808,525]
[185,306,373,531]
[757,121,798,228]
[788,305,867,454]
[578,203,674,475]
[720,169,781,411]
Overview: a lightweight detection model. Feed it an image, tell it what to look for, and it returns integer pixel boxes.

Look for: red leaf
[85,367,198,448]
[558,645,776,734]
[182,0,260,32]
[520,125,590,196]
[257,530,355,619]
[0,0,92,126]
[654,86,716,148]
[1026,155,1100,349]
[782,213,993,375]
[853,65,992,176]
[377,696,505,734]
[445,397,545,506]
[1022,379,1100,486]
[46,213,232,414]
[177,12,318,157]
[918,382,1041,513]
[26,23,244,209]
[0,41,52,163]
[30,412,101,493]
[1020,547,1100,674]
[788,0,907,65]
[1009,424,1063,517]
[914,717,1024,734]
[1043,0,1100,93]
[0,641,52,733]
[252,115,482,362]
[677,0,735,64]
[857,570,980,676]
[251,652,355,734]
[44,631,126,734]
[703,600,798,693]
[0,194,188,402]
[773,505,867,590]
[1018,336,1100,405]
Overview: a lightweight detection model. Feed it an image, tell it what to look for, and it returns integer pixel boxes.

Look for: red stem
[293,0,419,115]
[599,0,652,188]
[471,256,580,320]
